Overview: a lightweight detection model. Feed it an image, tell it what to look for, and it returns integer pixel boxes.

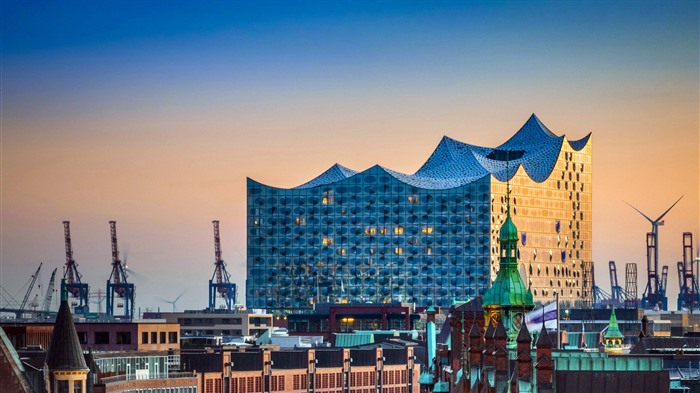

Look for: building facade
[144,309,274,338]
[247,115,592,310]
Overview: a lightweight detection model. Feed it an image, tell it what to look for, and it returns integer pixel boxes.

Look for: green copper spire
[604,306,624,340]
[483,157,533,309]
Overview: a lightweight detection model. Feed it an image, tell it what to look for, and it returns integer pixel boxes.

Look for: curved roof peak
[294,163,358,189]
[284,115,589,190]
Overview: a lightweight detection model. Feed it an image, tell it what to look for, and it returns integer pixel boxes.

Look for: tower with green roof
[483,165,534,348]
[604,306,625,354]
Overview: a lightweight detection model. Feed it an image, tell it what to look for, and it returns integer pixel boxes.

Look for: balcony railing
[100,372,195,384]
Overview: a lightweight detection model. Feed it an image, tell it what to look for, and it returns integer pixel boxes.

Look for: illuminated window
[295,217,305,225]
[365,227,377,235]
[426,246,432,255]
[421,227,433,234]
[379,228,387,235]
[322,190,334,204]
[408,195,419,204]
[394,226,404,234]
[253,219,260,226]
[395,247,403,255]
[322,238,333,246]
[338,248,346,256]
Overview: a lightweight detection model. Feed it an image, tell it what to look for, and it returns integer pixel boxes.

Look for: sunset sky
[1,1,698,312]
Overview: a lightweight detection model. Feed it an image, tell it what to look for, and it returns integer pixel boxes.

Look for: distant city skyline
[1,1,698,313]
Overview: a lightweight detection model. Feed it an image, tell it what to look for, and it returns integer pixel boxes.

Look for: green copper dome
[499,214,518,241]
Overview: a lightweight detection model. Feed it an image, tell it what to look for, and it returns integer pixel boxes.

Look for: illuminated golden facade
[491,139,592,304]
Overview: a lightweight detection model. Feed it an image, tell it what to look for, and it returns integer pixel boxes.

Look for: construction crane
[209,220,236,310]
[106,221,135,319]
[62,221,89,314]
[677,233,699,310]
[609,261,624,306]
[42,268,58,315]
[627,196,682,310]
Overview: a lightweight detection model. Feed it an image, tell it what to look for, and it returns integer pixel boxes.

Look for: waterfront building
[247,115,592,310]
[143,309,273,338]
[180,345,420,393]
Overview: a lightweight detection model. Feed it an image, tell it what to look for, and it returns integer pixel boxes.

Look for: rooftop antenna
[625,196,682,310]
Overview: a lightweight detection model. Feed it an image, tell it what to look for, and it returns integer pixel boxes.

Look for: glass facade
[247,167,492,309]
[246,115,592,310]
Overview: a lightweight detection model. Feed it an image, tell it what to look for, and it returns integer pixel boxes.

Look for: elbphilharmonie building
[246,115,592,310]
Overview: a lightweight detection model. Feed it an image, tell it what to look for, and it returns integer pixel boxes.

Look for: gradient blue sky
[2,1,698,312]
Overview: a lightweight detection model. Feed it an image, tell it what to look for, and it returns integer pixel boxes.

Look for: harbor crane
[42,268,58,315]
[209,220,236,310]
[609,261,624,306]
[16,263,42,318]
[63,221,89,314]
[626,196,682,310]
[677,233,699,310]
[106,221,135,319]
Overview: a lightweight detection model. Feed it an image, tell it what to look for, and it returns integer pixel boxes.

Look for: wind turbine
[625,196,683,310]
[160,291,185,313]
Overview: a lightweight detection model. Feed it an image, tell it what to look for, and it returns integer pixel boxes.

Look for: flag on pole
[525,301,558,332]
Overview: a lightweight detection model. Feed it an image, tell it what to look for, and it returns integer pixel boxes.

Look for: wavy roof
[293,114,590,190]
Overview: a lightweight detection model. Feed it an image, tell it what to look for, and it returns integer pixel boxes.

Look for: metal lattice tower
[624,263,638,308]
[209,220,237,310]
[62,221,89,314]
[106,221,135,319]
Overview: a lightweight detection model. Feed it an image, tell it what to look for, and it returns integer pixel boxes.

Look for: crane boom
[19,263,42,312]
[43,268,57,313]
[660,265,669,296]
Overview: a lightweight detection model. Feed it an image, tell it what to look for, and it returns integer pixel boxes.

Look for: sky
[1,0,698,313]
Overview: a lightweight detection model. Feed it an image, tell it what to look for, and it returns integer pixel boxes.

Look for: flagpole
[556,292,561,350]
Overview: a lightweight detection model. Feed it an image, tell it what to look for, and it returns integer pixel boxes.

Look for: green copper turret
[483,170,534,348]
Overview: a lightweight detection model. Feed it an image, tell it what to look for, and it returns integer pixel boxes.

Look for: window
[295,217,305,225]
[116,332,131,345]
[95,331,109,345]
[426,246,432,255]
[168,332,178,343]
[408,195,418,203]
[394,226,404,234]
[160,332,166,343]
[142,332,148,344]
[364,227,376,235]
[57,380,69,393]
[379,228,387,235]
[322,238,333,246]
[77,332,88,344]
[151,332,158,344]
[421,227,433,234]
[322,190,334,204]
[394,247,403,255]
